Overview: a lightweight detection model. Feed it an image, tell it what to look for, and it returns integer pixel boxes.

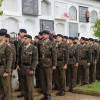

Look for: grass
[80,82,100,91]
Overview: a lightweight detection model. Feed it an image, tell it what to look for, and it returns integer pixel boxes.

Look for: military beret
[53,35,57,39]
[0,29,7,33]
[81,37,85,40]
[5,34,10,38]
[57,34,63,38]
[85,38,89,41]
[94,39,98,42]
[39,32,43,36]
[74,37,78,40]
[63,36,68,39]
[35,35,39,39]
[69,37,74,40]
[24,35,32,39]
[0,30,7,36]
[42,30,50,35]
[88,38,94,41]
[20,29,27,33]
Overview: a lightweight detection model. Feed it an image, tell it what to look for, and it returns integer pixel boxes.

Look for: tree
[93,18,100,38]
[0,0,4,15]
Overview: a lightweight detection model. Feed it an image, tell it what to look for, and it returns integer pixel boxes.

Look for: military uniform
[67,43,79,91]
[0,41,13,100]
[54,41,68,95]
[38,39,57,99]
[16,39,24,91]
[7,42,16,70]
[89,44,99,83]
[18,43,38,100]
[78,43,91,85]
[96,44,100,80]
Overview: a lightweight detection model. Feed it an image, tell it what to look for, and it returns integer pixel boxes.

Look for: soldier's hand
[52,66,56,70]
[17,65,20,71]
[3,72,8,77]
[63,64,67,70]
[75,63,78,67]
[29,70,34,75]
[87,63,90,66]
[94,61,97,64]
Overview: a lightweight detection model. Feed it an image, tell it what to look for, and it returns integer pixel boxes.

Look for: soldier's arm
[88,46,92,63]
[65,44,69,65]
[95,46,99,61]
[30,46,38,70]
[75,46,79,64]
[5,45,13,73]
[51,42,57,67]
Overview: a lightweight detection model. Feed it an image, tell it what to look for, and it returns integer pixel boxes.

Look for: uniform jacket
[38,39,57,67]
[0,42,13,76]
[18,44,38,75]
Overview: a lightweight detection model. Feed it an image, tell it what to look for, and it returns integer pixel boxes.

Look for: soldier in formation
[0,28,100,100]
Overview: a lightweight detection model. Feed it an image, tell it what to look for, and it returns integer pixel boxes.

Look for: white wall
[0,0,100,39]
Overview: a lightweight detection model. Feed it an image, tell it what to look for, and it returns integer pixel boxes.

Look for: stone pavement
[12,89,100,100]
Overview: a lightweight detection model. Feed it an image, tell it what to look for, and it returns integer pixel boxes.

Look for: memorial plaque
[40,19,54,31]
[79,6,88,22]
[69,23,78,37]
[22,0,38,16]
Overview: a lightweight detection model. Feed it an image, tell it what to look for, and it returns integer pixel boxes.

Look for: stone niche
[80,24,87,37]
[2,17,19,34]
[69,6,77,21]
[55,1,67,19]
[91,10,98,23]
[24,19,36,38]
[56,23,65,35]
[41,0,51,16]
[3,0,18,13]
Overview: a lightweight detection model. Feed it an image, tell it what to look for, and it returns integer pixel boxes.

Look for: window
[69,6,77,21]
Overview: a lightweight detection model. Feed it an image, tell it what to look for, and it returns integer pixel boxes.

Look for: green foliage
[94,18,100,38]
[0,0,4,15]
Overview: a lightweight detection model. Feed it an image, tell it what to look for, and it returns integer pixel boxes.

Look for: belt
[0,63,4,66]
[69,56,74,58]
[57,59,63,61]
[22,63,31,66]
[40,55,51,58]
[81,57,86,60]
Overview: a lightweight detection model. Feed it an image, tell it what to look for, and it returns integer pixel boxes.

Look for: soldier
[88,38,99,84]
[78,37,91,85]
[16,29,27,98]
[0,30,13,100]
[85,38,89,45]
[5,34,16,71]
[96,40,100,81]
[73,37,80,84]
[55,34,68,96]
[74,37,79,44]
[17,34,38,100]
[94,39,100,81]
[38,30,57,100]
[53,35,57,42]
[67,37,79,92]
[63,36,68,44]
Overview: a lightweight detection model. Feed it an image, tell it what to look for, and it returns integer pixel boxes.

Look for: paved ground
[12,88,100,100]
